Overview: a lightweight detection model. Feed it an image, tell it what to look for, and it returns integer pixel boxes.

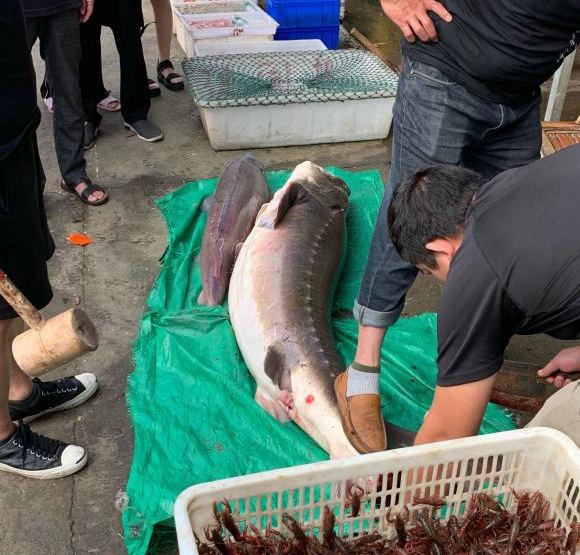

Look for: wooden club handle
[0,270,44,331]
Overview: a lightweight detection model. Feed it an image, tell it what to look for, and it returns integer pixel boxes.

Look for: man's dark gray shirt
[437,145,580,386]
[404,0,580,105]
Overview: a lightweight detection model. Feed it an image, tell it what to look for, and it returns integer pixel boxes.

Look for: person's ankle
[346,362,380,396]
[8,377,34,402]
[0,422,15,443]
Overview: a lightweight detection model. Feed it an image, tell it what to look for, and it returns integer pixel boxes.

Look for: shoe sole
[124,123,163,142]
[21,380,100,425]
[0,451,88,480]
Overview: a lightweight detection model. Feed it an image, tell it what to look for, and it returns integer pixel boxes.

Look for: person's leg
[40,10,85,185]
[112,2,150,124]
[94,30,109,102]
[337,56,503,453]
[0,321,16,441]
[79,19,104,147]
[353,57,499,365]
[41,9,108,204]
[0,134,89,478]
[110,2,162,140]
[149,0,183,89]
[6,319,32,402]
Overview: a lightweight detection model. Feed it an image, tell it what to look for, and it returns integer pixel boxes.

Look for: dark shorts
[0,129,55,320]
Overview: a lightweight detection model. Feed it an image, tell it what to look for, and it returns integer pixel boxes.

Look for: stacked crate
[266,0,340,49]
[172,0,279,58]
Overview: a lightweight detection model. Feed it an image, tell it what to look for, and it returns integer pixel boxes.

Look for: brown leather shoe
[334,371,387,453]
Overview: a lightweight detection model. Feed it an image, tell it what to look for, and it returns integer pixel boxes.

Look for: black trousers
[27,9,87,186]
[80,0,150,126]
[0,127,54,320]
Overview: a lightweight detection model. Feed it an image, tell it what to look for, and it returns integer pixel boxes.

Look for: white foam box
[194,38,326,56]
[198,97,394,150]
[175,429,580,555]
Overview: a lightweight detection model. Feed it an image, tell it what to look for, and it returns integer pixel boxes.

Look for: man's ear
[425,238,455,256]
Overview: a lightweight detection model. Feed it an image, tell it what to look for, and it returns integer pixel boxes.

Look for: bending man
[386,146,580,446]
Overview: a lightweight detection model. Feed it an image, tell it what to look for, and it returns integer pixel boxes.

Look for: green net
[182,51,399,108]
[123,168,515,555]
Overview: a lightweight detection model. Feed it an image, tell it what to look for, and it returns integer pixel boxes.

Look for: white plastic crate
[173,9,277,56]
[194,38,326,56]
[197,97,395,150]
[175,429,580,554]
[180,11,278,40]
[173,1,260,17]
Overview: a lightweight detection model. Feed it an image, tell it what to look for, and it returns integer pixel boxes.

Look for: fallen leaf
[67,232,92,246]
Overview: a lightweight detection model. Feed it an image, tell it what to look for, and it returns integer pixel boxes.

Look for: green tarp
[123,168,515,554]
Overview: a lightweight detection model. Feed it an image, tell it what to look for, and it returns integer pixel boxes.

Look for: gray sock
[346,362,380,397]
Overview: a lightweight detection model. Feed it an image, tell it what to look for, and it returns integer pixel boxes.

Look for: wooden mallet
[0,269,98,376]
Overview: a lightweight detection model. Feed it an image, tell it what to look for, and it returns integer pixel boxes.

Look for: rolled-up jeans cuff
[353,299,403,328]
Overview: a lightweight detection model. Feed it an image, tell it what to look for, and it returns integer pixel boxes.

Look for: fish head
[288,161,350,213]
[257,162,350,229]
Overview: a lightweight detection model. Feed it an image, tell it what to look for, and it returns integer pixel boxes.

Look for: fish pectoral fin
[257,182,303,229]
[264,344,292,392]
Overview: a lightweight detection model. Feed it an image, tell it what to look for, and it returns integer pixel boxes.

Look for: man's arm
[414,375,496,445]
[379,0,452,43]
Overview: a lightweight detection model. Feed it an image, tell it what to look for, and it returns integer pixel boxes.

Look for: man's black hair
[387,165,484,269]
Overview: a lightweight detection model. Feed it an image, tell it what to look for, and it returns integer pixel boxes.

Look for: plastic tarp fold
[123,168,514,554]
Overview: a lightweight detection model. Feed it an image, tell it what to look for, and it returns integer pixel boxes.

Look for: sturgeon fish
[229,162,358,458]
[199,155,271,306]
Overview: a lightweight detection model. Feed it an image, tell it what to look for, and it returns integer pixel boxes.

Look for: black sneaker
[9,374,99,424]
[0,423,87,479]
[124,119,163,142]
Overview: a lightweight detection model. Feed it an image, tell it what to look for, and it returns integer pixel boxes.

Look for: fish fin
[257,182,303,229]
[201,195,214,213]
[264,344,292,392]
[234,242,243,263]
[197,291,206,305]
[255,388,290,423]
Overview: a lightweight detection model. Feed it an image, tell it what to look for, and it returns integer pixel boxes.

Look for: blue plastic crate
[275,25,339,49]
[266,0,339,29]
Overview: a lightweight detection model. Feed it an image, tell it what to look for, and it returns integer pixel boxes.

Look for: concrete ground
[1,4,577,554]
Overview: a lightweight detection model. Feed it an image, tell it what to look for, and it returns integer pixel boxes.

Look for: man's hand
[414,375,495,445]
[379,0,452,43]
[538,346,580,389]
[79,0,94,23]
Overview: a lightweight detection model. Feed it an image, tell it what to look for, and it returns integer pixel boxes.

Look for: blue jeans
[354,56,541,327]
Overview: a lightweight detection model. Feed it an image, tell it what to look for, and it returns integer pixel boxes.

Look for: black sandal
[157,59,184,92]
[148,78,161,98]
[61,178,109,207]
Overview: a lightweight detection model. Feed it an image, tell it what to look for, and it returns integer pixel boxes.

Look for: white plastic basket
[179,11,278,40]
[175,428,580,554]
[173,7,277,56]
[173,1,260,17]
[193,38,326,56]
